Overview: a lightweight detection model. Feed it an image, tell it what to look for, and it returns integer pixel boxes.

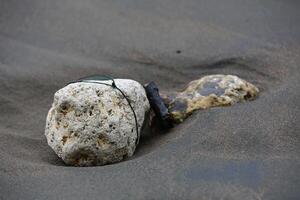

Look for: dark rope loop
[68,75,140,145]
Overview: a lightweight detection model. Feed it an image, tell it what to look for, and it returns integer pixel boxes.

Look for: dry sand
[0,0,300,199]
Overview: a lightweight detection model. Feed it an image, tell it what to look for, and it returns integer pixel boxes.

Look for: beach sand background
[0,0,299,199]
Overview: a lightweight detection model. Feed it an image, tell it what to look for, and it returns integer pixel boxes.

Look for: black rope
[68,75,140,145]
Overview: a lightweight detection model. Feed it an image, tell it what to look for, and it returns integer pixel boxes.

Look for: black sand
[0,0,300,199]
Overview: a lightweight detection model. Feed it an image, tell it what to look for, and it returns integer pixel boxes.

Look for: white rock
[45,79,150,166]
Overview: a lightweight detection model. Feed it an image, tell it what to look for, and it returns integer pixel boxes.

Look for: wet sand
[0,0,300,199]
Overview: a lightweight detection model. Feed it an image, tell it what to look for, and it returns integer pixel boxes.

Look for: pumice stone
[161,74,259,123]
[45,79,150,166]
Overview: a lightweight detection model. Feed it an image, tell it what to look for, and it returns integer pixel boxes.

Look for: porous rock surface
[161,75,259,123]
[45,79,150,166]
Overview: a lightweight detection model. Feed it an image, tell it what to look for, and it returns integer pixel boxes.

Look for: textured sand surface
[0,0,300,199]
